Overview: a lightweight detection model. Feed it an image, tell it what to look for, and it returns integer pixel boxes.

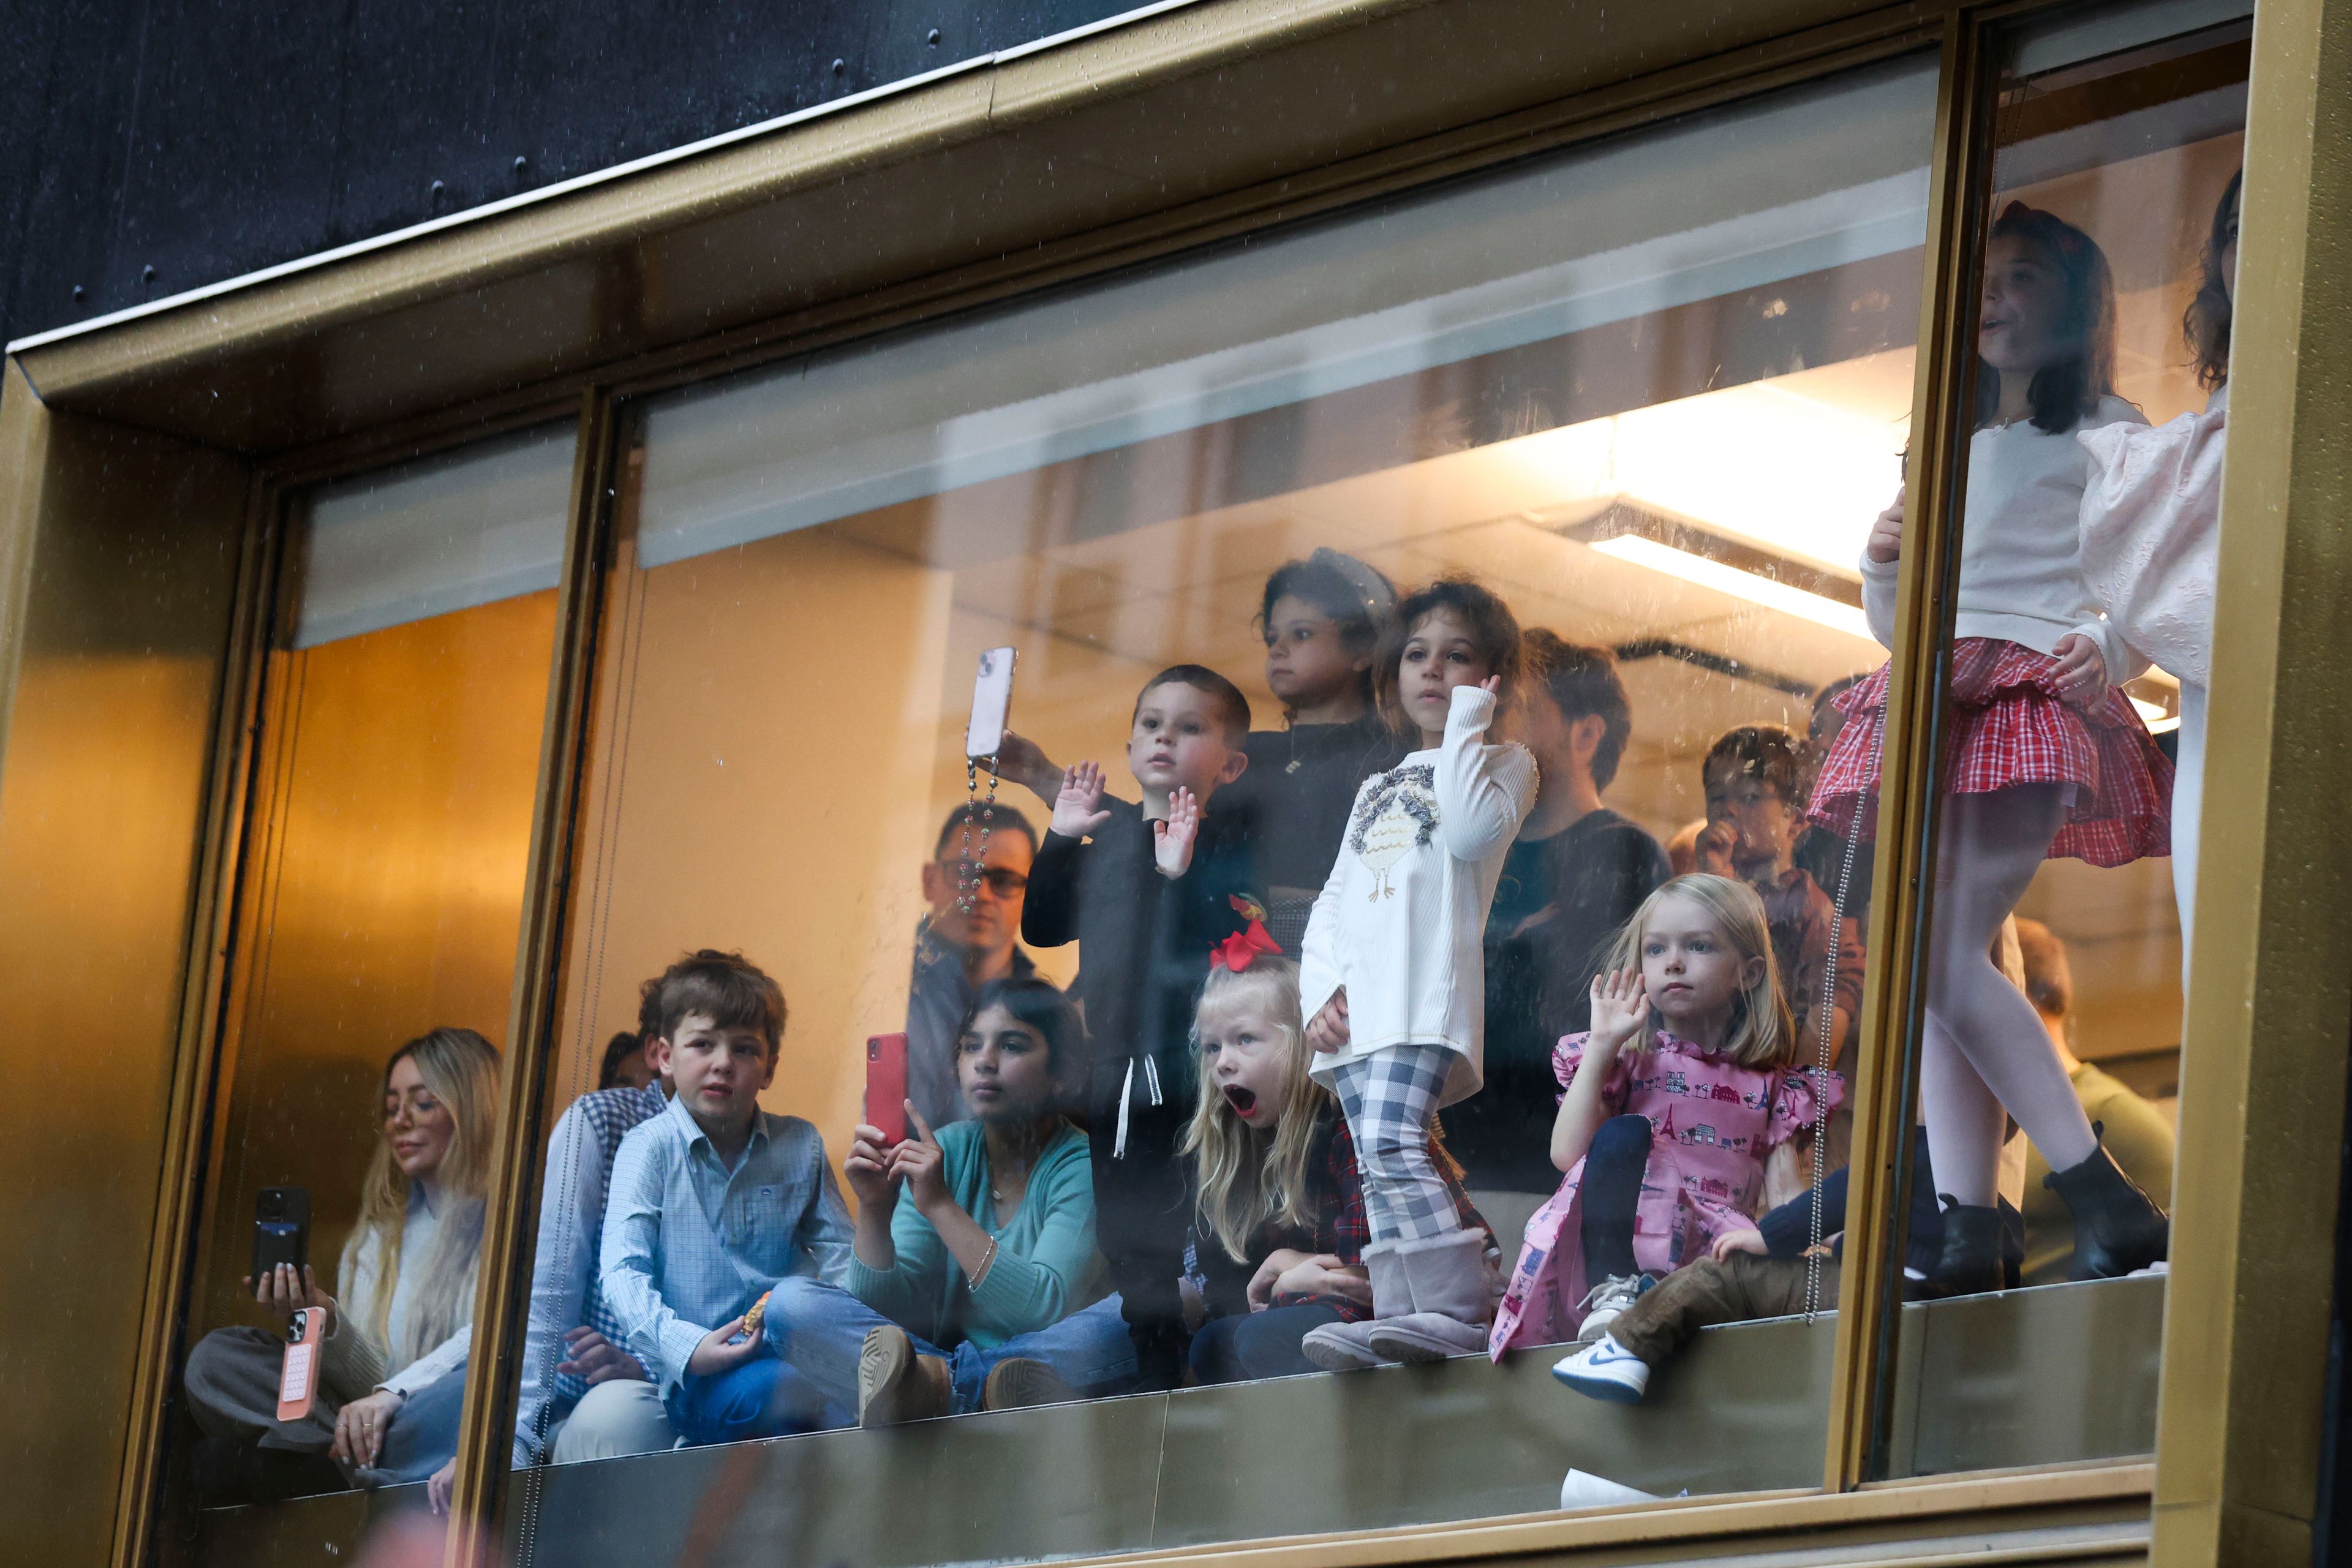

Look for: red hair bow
[1213,920,1282,973]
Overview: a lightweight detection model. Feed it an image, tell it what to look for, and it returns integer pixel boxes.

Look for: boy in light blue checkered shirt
[600,951,854,1444]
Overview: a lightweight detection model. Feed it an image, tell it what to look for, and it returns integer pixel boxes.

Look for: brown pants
[1609,1253,1839,1365]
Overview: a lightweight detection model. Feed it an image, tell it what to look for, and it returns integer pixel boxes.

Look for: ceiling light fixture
[1586,532,1873,640]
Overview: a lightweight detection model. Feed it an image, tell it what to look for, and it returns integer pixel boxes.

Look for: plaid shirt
[513,1083,666,1463]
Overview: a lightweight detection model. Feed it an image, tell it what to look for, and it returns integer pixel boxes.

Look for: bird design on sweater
[1348,764,1439,901]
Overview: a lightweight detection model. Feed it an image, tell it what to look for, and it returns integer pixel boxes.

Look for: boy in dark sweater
[1021,664,1262,1388]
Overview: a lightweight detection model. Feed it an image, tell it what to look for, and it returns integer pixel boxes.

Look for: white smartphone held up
[965,646,1017,760]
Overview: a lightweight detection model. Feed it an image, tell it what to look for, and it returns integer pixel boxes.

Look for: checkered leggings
[1330,1043,1462,1243]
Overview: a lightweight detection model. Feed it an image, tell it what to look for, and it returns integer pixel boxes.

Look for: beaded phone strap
[959,755,1002,914]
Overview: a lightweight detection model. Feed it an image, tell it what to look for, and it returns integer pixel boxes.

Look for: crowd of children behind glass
[182,177,2236,1505]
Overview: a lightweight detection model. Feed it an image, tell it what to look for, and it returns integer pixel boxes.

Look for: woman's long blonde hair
[1180,958,1332,1263]
[1598,875,1795,1069]
[344,1027,501,1364]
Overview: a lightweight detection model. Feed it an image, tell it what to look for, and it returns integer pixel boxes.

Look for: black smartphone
[252,1186,310,1280]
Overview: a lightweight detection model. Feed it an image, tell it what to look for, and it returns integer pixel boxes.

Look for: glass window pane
[506,58,1936,1564]
[167,424,571,1539]
[1860,0,2247,1481]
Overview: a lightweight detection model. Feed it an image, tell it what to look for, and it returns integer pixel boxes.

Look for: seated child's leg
[1191,1303,1346,1384]
[670,1355,845,1446]
[761,1276,941,1412]
[1580,1114,1654,1281]
[1088,1076,1196,1385]
[371,1362,467,1484]
[1607,1252,1839,1368]
[951,1296,1142,1411]
[550,1381,676,1463]
[1330,1044,1459,1241]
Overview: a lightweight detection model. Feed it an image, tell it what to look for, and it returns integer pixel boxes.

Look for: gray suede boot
[1365,1230,1496,1363]
[1300,1240,1408,1371]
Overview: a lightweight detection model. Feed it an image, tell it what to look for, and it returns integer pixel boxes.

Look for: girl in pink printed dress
[1490,875,1841,1360]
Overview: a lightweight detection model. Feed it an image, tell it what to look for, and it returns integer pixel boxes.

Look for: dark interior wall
[0,0,1135,353]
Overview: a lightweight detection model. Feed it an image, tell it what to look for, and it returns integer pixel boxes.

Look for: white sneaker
[1552,1333,1650,1403]
[1574,1274,1646,1343]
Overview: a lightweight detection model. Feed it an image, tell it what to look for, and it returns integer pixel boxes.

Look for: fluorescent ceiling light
[1588,533,1874,641]
[2131,695,2180,734]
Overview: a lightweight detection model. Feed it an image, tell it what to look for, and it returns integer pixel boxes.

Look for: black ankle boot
[1928,1199,2005,1297]
[2044,1124,2168,1280]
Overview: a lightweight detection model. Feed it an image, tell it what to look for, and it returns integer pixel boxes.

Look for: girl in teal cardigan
[769,978,1139,1424]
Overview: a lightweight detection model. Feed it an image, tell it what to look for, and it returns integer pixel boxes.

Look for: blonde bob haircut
[347,1027,502,1365]
[1598,874,1796,1069]
[1180,956,1333,1264]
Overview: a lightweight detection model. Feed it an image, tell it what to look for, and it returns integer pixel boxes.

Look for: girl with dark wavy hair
[1808,201,2173,1297]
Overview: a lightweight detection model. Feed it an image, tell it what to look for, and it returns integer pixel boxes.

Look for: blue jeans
[666,1348,848,1446]
[768,1277,1139,1414]
[1189,1303,1343,1385]
[375,1363,466,1483]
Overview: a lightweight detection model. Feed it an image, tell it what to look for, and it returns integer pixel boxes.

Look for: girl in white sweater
[1298,579,1538,1365]
[1809,202,2171,1292]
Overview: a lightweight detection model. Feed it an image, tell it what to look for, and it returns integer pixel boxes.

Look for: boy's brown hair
[1375,577,1523,733]
[1522,629,1634,788]
[1704,723,1810,807]
[652,949,788,1054]
[1135,663,1253,748]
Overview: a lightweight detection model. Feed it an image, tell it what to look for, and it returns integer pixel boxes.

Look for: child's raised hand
[2049,633,2110,709]
[1050,760,1113,840]
[1866,487,1906,564]
[1152,786,1200,880]
[685,1312,766,1376]
[1588,967,1649,1052]
[1305,989,1351,1054]
[1693,817,1740,876]
[844,1122,901,1210]
[1709,1227,1768,1263]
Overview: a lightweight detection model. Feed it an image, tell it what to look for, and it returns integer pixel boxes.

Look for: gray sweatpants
[184,1325,344,1453]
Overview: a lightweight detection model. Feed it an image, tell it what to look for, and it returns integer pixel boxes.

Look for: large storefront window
[500,56,1936,1563]
[1858,0,2245,1481]
[165,426,571,1531]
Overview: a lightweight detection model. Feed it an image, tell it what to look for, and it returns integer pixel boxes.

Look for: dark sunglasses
[940,862,1028,897]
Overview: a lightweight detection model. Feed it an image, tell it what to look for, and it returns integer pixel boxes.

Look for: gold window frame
[0,1,2343,1566]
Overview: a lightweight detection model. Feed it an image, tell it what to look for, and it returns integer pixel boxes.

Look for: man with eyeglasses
[906,804,1045,1131]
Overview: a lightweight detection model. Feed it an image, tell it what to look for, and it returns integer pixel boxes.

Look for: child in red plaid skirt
[1808,202,2171,1294]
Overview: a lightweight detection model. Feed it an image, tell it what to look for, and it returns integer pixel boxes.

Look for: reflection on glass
[167,426,570,1528]
[506,59,1937,1565]
[1845,0,2244,1480]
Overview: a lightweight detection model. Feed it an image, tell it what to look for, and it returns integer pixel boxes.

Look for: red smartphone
[277,1306,325,1423]
[865,1033,910,1146]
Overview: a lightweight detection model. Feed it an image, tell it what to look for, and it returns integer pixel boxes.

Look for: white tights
[1920,786,2098,1206]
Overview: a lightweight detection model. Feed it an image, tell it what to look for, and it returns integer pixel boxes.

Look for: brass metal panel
[1825,6,1994,1494]
[0,369,247,1568]
[10,0,1938,455]
[2150,0,2352,1561]
[190,590,560,1346]
[443,393,609,1555]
